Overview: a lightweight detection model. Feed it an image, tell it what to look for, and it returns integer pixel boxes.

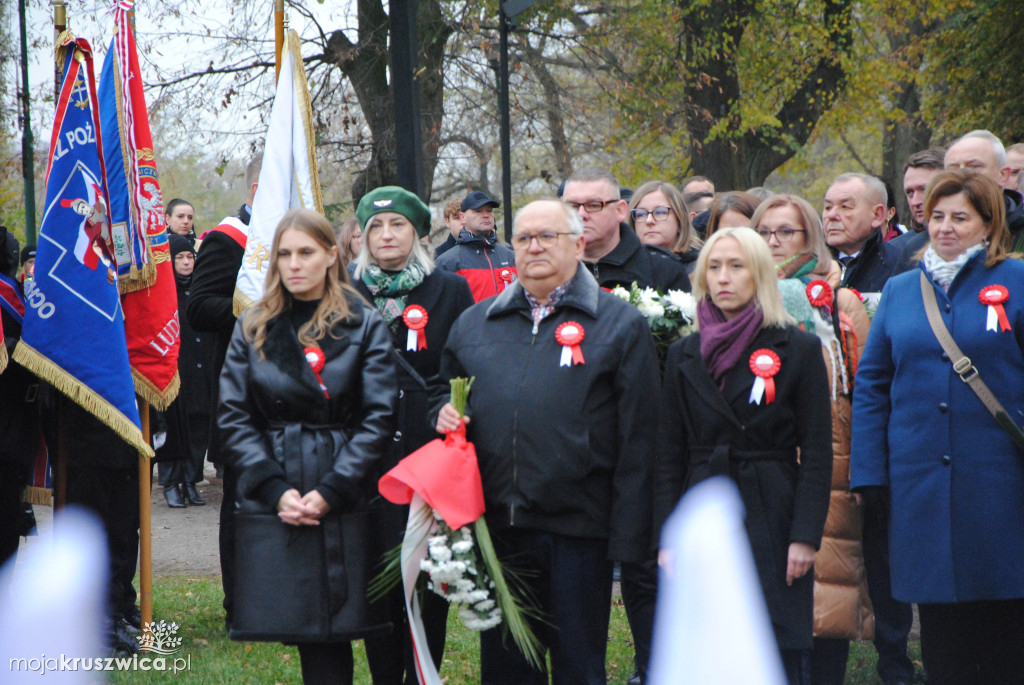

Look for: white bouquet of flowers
[420,513,503,631]
[611,283,697,355]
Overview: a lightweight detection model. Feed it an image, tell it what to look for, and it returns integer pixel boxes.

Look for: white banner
[234,29,323,313]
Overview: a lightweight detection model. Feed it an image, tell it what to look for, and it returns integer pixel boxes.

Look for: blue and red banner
[12,36,151,457]
[99,0,180,409]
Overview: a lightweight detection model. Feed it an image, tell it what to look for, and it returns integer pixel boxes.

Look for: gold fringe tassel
[132,368,180,411]
[233,286,255,318]
[22,486,52,507]
[117,258,158,294]
[286,29,325,215]
[0,343,8,374]
[12,341,155,459]
[53,29,77,75]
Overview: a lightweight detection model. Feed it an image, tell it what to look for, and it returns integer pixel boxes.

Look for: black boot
[184,482,205,506]
[164,485,186,508]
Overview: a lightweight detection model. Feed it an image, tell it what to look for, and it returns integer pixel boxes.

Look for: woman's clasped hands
[277,488,331,526]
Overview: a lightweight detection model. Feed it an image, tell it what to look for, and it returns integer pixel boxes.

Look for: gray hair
[352,229,435,278]
[830,172,886,207]
[512,199,584,237]
[565,167,621,196]
[953,130,1007,167]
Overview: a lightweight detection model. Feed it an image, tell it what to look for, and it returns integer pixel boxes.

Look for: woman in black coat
[655,227,832,684]
[155,235,214,507]
[350,186,474,684]
[218,208,397,685]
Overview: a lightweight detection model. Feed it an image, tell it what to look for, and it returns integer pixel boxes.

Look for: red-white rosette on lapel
[403,304,429,350]
[555,321,585,366]
[303,346,329,398]
[748,349,781,405]
[979,285,1011,332]
[806,279,833,314]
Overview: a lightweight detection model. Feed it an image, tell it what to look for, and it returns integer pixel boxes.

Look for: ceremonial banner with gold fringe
[99,0,180,409]
[12,36,152,458]
[234,29,323,314]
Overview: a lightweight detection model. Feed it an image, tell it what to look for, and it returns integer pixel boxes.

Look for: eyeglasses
[756,228,806,242]
[511,232,575,249]
[631,206,673,222]
[566,199,619,214]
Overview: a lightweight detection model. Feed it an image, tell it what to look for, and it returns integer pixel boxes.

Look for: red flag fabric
[99,1,180,409]
[379,424,486,530]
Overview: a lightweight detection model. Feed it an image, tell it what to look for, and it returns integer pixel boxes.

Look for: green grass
[113,575,920,683]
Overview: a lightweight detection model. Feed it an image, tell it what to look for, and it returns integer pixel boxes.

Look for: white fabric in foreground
[649,476,786,685]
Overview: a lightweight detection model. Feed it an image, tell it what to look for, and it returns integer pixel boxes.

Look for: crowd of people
[3,128,1024,685]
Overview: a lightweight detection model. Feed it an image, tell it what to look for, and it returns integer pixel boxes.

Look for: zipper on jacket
[483,248,500,296]
[509,326,538,527]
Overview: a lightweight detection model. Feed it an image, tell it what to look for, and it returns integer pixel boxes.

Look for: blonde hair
[244,208,359,356]
[693,227,794,328]
[749,194,833,275]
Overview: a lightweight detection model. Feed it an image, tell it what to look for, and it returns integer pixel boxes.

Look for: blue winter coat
[851,251,1024,603]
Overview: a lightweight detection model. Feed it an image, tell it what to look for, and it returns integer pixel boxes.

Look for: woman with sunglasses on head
[751,194,872,685]
[628,181,704,275]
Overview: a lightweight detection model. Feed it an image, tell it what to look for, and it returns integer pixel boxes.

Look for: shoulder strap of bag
[920,270,1024,454]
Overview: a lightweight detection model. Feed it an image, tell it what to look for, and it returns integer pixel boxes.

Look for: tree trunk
[324,0,451,205]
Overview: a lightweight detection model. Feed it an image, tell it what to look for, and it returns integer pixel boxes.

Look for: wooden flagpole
[139,398,153,628]
[274,0,285,83]
[52,1,68,512]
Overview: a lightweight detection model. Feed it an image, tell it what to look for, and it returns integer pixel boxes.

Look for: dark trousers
[861,497,914,681]
[620,556,658,683]
[65,465,139,619]
[297,642,354,685]
[918,599,1024,685]
[810,637,850,685]
[480,529,613,685]
[364,584,449,685]
[219,464,237,625]
[0,461,27,570]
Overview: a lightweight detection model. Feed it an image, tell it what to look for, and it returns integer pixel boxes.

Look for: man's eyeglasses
[566,200,619,214]
[511,232,575,249]
[756,228,806,242]
[631,206,673,222]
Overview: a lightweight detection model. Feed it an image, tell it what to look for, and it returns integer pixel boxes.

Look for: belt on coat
[690,444,796,478]
[278,421,350,615]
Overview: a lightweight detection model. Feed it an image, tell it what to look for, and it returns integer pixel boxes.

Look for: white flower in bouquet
[610,285,632,302]
[664,289,696,320]
[637,291,666,319]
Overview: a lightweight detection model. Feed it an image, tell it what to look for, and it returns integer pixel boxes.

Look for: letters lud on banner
[99,0,180,409]
[234,29,324,314]
[12,36,151,458]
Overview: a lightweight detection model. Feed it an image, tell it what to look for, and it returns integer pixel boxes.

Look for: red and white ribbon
[748,349,781,405]
[555,321,585,366]
[979,285,1011,332]
[303,346,329,398]
[499,267,515,284]
[403,304,429,350]
[806,279,833,314]
[401,494,444,685]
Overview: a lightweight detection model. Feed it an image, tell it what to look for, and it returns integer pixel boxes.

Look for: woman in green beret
[352,186,476,684]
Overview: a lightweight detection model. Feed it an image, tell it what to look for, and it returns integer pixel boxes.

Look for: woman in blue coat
[851,170,1024,685]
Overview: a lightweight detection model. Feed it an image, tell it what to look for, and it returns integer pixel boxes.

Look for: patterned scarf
[361,262,427,332]
[923,243,986,292]
[776,254,818,332]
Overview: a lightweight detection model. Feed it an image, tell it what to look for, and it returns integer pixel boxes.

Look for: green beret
[356,186,431,238]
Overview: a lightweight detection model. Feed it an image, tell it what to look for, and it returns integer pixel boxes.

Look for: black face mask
[0,226,20,279]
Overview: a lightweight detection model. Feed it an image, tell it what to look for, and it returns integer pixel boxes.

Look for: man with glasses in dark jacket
[432,199,659,685]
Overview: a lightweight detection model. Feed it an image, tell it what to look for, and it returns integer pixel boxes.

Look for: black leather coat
[218,292,397,642]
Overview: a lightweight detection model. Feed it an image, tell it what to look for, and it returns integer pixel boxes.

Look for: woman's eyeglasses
[756,228,806,242]
[630,206,673,222]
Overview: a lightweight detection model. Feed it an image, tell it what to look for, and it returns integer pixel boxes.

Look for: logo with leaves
[136,620,183,655]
